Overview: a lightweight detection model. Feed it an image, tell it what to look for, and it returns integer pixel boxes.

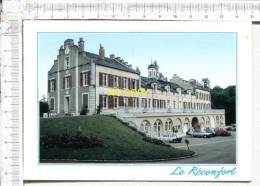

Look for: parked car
[186,128,212,138]
[191,130,213,138]
[214,127,231,136]
[158,133,183,143]
[186,128,194,136]
[226,124,236,131]
[205,127,216,137]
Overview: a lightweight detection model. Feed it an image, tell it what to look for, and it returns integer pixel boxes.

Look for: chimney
[99,44,105,60]
[110,54,115,59]
[78,37,84,52]
[59,45,64,54]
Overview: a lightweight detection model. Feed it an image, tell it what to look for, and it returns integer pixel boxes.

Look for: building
[47,38,225,137]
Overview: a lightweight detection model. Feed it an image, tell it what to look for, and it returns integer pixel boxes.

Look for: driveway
[157,131,236,164]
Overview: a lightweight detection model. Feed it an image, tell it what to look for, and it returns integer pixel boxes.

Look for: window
[114,96,118,108]
[132,79,136,89]
[81,72,88,86]
[173,101,176,109]
[152,83,157,91]
[124,97,128,107]
[102,74,108,87]
[141,98,145,108]
[64,56,70,69]
[50,98,55,111]
[123,78,128,89]
[64,76,71,89]
[113,76,119,88]
[165,122,168,131]
[49,79,56,92]
[102,95,108,109]
[133,98,137,108]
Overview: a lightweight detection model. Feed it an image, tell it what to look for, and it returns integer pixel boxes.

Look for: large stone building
[47,38,225,137]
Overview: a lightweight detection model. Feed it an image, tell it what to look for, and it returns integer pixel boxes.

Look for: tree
[210,85,236,125]
[39,101,49,117]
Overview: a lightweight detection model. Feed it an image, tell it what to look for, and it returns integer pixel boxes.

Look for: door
[64,96,70,113]
[82,94,88,109]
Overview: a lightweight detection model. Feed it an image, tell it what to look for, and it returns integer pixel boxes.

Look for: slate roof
[85,52,140,74]
[148,63,156,69]
[193,84,210,91]
[141,76,183,93]
[48,61,57,74]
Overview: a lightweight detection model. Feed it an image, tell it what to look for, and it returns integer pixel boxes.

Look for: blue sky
[38,32,236,99]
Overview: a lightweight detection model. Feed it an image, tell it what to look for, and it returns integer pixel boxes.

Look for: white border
[23,20,252,181]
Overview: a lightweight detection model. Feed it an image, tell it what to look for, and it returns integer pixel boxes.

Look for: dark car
[205,127,216,137]
[192,130,212,138]
[214,128,231,136]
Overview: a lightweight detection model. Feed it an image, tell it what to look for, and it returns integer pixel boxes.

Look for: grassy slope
[40,115,193,161]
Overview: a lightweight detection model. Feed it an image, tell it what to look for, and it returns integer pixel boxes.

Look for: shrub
[40,132,104,148]
[80,105,89,115]
[96,105,102,115]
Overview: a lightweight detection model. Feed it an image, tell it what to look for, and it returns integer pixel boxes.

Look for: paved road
[157,131,236,164]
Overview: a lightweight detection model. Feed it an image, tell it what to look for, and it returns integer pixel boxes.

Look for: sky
[38,32,236,99]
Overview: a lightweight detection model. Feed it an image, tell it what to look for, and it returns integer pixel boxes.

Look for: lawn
[40,115,194,162]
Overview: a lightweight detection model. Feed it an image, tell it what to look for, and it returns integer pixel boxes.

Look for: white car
[157,133,183,143]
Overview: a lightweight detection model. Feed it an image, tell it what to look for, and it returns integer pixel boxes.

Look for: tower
[148,60,159,79]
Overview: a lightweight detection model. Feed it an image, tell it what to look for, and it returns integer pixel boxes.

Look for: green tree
[39,101,49,117]
[210,85,236,125]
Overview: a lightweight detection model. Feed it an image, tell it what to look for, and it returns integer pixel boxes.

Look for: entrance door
[82,94,88,109]
[64,96,70,113]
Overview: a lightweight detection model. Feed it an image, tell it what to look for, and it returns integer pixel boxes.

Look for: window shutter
[80,72,83,86]
[118,77,121,89]
[63,77,65,89]
[99,72,102,86]
[108,74,112,87]
[137,98,139,107]
[128,79,131,90]
[99,95,103,107]
[108,96,114,109]
[69,76,72,88]
[87,71,91,85]
[119,96,123,107]
[137,80,140,89]
[54,79,56,91]
[145,99,147,108]
[48,80,50,92]
[122,77,125,89]
[128,97,133,107]
[120,77,123,89]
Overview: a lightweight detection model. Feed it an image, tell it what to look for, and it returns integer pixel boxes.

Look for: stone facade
[47,38,225,137]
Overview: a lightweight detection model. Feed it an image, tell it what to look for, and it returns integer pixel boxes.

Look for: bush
[143,136,170,147]
[96,105,102,115]
[40,132,104,148]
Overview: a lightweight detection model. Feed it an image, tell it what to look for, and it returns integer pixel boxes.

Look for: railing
[116,107,224,114]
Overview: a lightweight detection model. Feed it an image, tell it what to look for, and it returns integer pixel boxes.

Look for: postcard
[23,20,252,181]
